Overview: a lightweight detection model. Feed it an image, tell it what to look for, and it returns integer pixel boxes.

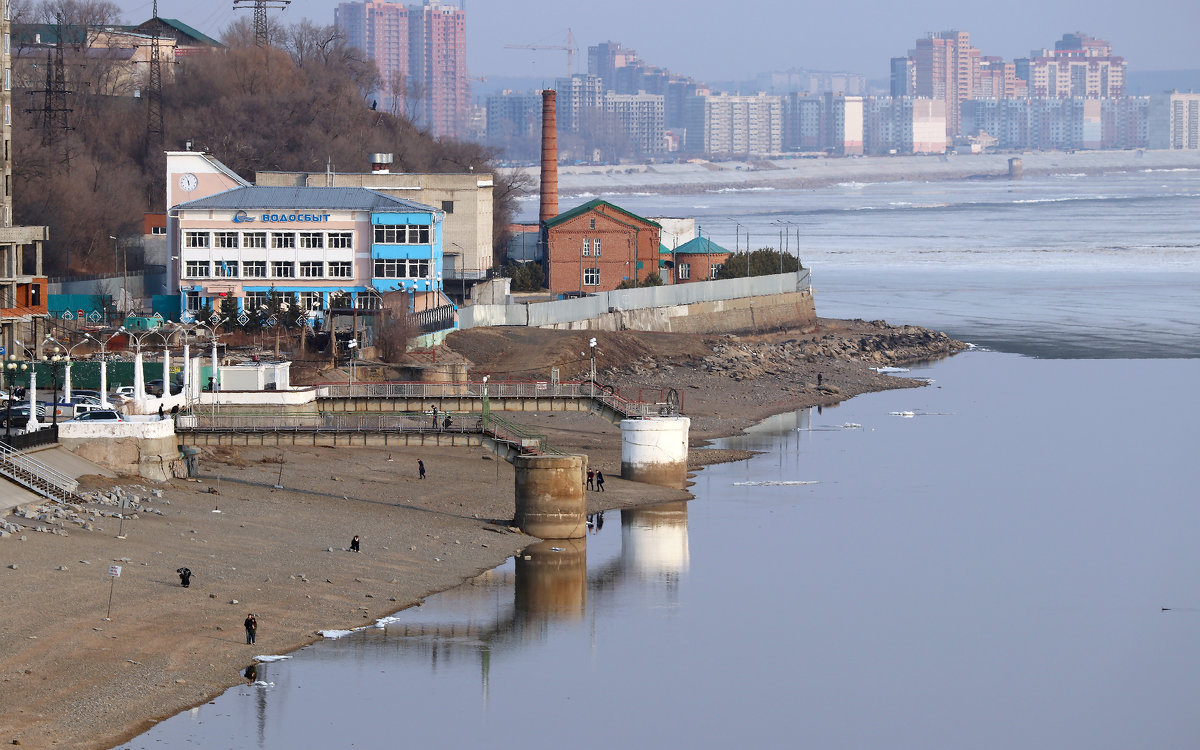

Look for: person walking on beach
[244,613,257,645]
[586,468,595,490]
[350,535,360,553]
[418,459,426,479]
[595,470,605,492]
[177,567,191,587]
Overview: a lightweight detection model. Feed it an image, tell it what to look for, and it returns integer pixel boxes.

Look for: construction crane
[505,29,576,78]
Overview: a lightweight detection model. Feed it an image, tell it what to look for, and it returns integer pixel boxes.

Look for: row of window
[374,224,431,245]
[184,231,354,250]
[184,260,353,279]
[183,291,384,312]
[581,238,602,257]
[373,258,432,279]
[675,263,722,280]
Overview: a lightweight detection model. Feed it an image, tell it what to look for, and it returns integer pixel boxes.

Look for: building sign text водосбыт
[255,213,332,223]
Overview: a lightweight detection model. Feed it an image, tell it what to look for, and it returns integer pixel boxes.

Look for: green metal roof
[545,199,661,230]
[670,236,731,255]
[157,18,223,47]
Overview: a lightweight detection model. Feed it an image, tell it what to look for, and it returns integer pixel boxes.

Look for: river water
[123,171,1200,749]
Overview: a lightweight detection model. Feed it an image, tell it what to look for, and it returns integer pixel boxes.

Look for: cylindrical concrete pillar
[513,453,586,539]
[620,417,691,488]
[515,538,587,623]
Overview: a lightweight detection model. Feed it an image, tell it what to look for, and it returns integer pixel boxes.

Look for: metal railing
[178,411,478,433]
[315,379,674,419]
[0,437,83,504]
[176,410,565,455]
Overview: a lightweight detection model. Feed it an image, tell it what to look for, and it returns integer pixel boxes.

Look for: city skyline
[120,0,1199,83]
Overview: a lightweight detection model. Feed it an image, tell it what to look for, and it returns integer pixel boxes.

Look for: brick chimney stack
[539,89,559,224]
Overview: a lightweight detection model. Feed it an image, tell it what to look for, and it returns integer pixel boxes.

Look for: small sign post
[106,565,122,620]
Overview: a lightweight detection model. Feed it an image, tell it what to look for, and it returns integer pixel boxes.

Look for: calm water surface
[124,354,1200,749]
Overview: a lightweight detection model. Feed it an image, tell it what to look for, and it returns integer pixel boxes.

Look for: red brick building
[545,200,661,294]
[663,236,732,283]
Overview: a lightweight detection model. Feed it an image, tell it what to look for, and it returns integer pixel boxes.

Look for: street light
[43,350,63,426]
[4,359,27,442]
[45,334,92,404]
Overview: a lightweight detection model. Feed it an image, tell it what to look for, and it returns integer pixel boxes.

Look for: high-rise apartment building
[1149,92,1200,149]
[906,30,978,137]
[604,92,665,154]
[1016,33,1125,98]
[334,0,468,138]
[685,93,783,155]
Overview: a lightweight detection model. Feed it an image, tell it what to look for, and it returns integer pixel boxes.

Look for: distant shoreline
[516,149,1200,198]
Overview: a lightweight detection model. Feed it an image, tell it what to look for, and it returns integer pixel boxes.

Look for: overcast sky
[121,0,1200,81]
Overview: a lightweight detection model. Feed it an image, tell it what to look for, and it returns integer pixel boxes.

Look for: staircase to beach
[0,441,86,505]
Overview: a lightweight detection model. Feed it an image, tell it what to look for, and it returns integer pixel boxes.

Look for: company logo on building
[232,211,255,223]
[260,213,332,223]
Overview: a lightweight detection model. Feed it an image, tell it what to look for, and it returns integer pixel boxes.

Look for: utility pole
[233,0,292,48]
[25,16,73,157]
[146,1,164,149]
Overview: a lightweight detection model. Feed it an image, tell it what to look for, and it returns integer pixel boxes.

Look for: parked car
[112,386,136,400]
[68,394,102,406]
[71,410,123,422]
[0,405,47,428]
[146,380,182,396]
[71,390,104,401]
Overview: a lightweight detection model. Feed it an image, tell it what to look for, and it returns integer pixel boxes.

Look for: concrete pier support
[513,453,587,539]
[620,417,690,488]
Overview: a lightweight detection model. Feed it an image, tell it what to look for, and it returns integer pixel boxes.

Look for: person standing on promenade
[431,406,439,429]
[350,535,360,553]
[244,613,257,645]
[595,470,605,492]
[418,459,426,479]
[586,468,595,490]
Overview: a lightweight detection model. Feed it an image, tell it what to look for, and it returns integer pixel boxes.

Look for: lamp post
[45,334,91,404]
[96,328,125,407]
[4,360,26,442]
[45,352,62,427]
[13,342,40,432]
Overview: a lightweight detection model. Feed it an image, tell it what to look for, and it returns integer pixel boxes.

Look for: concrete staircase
[0,441,86,505]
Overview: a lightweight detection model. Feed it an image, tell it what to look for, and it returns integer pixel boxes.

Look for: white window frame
[185,261,211,278]
[678,262,690,280]
[243,232,267,249]
[214,231,238,249]
[583,267,600,286]
[243,261,267,278]
[328,232,353,249]
[582,239,590,257]
[298,261,325,278]
[327,261,352,278]
[299,232,324,249]
[184,231,210,249]
[271,232,296,249]
[215,260,238,278]
[244,291,270,311]
[594,239,601,257]
[271,261,295,278]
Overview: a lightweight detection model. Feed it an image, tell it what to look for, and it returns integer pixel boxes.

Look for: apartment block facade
[685,93,783,155]
[334,0,468,138]
[1149,92,1200,149]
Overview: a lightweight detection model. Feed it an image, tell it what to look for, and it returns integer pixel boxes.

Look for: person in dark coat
[595,470,605,492]
[177,567,191,587]
[244,613,258,645]
[350,535,360,553]
[418,459,426,479]
[586,469,595,490]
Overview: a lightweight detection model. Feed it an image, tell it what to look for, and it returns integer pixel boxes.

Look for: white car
[72,410,124,422]
[112,386,136,400]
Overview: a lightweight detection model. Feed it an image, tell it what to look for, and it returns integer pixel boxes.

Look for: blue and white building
[172,184,446,318]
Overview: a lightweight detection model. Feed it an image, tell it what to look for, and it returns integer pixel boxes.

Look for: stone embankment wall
[59,419,182,482]
[460,269,815,336]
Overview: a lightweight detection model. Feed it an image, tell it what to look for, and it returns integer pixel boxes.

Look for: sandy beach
[0,318,964,749]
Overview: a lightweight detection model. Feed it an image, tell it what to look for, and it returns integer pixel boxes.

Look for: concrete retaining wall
[459,269,813,334]
[59,418,181,482]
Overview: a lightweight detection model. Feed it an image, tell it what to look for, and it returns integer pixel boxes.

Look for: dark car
[146,380,182,396]
[0,405,47,428]
[71,409,124,422]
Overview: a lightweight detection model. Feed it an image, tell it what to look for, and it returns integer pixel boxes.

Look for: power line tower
[146,0,164,148]
[24,16,73,152]
[233,0,292,48]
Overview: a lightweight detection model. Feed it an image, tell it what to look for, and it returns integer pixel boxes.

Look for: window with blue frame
[373,224,430,244]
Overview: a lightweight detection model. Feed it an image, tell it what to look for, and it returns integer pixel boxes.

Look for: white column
[99,360,110,408]
[162,347,171,396]
[63,362,73,403]
[181,344,191,403]
[133,349,146,401]
[211,340,219,392]
[26,370,40,432]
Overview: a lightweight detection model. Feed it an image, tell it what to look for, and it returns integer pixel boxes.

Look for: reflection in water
[620,502,690,583]
[515,539,588,625]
